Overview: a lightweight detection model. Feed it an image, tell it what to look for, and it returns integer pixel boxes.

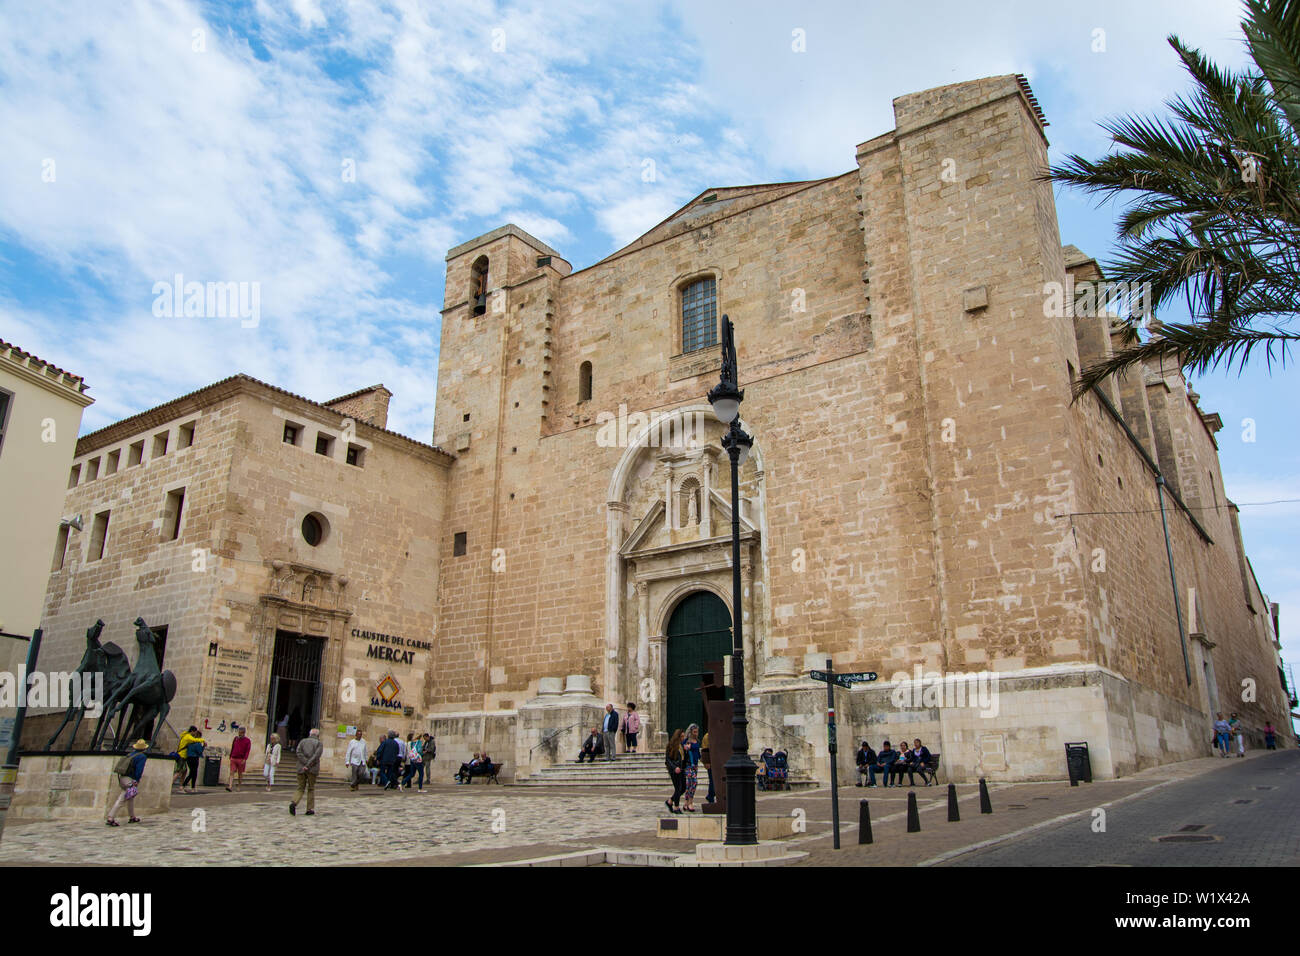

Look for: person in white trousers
[264,733,282,790]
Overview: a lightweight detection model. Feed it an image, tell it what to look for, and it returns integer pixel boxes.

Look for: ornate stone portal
[247,561,352,744]
[605,405,771,749]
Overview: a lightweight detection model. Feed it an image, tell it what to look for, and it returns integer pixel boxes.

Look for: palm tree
[1050,0,1300,398]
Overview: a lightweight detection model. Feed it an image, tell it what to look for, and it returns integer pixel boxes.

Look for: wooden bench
[457,762,503,785]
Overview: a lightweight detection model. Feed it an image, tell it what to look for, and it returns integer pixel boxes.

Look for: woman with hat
[106,739,149,826]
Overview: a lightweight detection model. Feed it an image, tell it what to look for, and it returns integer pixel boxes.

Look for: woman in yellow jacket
[176,726,206,793]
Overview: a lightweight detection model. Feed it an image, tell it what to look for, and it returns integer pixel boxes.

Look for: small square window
[315,433,335,457]
[462,413,470,422]
[85,457,100,481]
[283,421,302,445]
[178,422,195,448]
[105,450,120,475]
[453,532,467,557]
[152,432,169,459]
[128,440,144,466]
[346,444,364,467]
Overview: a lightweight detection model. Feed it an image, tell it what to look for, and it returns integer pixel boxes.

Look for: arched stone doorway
[664,591,732,737]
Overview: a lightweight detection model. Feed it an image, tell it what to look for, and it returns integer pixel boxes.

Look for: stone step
[518,753,817,789]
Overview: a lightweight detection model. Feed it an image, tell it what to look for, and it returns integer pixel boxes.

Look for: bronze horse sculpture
[44,619,131,751]
[91,618,177,752]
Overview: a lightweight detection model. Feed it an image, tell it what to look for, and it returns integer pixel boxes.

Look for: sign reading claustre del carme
[352,628,431,665]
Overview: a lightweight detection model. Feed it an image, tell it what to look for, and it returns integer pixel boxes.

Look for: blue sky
[1,0,1295,675]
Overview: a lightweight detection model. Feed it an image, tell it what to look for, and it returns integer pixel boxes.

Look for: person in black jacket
[375,731,400,790]
[601,704,619,761]
[456,752,482,784]
[855,741,877,787]
[577,728,604,762]
[664,729,686,813]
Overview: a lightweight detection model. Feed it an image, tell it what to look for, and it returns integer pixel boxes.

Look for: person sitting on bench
[903,739,933,786]
[855,741,877,787]
[456,752,483,783]
[577,728,604,763]
[890,738,933,786]
[867,741,898,787]
[889,743,917,786]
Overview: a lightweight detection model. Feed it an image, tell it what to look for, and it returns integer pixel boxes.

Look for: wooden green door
[665,591,733,738]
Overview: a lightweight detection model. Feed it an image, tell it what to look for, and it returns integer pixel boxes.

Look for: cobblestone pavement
[0,783,673,867]
[1,752,1286,866]
[944,748,1300,867]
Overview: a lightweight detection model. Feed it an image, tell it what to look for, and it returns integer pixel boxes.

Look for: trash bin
[1064,742,1092,785]
[203,755,222,787]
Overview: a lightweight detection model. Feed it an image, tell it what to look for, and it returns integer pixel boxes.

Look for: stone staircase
[518,751,818,789]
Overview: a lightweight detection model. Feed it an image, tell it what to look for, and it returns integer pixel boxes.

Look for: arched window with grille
[470,256,489,316]
[579,361,592,402]
[680,277,717,353]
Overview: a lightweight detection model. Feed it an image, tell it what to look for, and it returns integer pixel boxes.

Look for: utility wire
[1055,498,1300,519]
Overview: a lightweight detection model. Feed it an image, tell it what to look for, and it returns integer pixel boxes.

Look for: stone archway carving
[603,404,770,747]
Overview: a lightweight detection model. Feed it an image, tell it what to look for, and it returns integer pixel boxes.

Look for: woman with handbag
[402,733,425,792]
[106,739,149,826]
[664,729,686,814]
[623,703,641,754]
[682,724,701,812]
[263,733,282,791]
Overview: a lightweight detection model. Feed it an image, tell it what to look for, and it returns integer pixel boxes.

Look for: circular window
[301,512,328,547]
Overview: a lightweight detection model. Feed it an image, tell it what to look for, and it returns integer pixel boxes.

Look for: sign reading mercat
[352,628,432,666]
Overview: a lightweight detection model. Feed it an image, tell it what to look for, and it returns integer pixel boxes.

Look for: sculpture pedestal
[7,754,173,822]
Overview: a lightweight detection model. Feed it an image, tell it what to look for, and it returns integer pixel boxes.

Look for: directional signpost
[810,662,878,849]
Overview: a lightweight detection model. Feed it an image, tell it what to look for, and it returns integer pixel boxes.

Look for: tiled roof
[0,337,90,393]
[324,384,391,406]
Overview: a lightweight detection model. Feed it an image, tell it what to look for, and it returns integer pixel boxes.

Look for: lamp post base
[723,753,758,845]
[677,841,809,867]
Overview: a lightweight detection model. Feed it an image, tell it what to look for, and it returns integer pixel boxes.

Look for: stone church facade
[25,74,1291,783]
[426,73,1291,781]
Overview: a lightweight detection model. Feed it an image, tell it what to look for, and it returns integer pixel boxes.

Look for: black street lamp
[707,315,757,846]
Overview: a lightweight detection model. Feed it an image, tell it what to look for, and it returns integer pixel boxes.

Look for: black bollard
[858,799,873,845]
[978,777,993,814]
[947,783,960,822]
[906,791,921,832]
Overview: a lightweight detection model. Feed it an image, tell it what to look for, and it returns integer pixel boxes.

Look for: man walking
[345,728,368,791]
[289,727,322,816]
[601,703,619,761]
[376,731,400,790]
